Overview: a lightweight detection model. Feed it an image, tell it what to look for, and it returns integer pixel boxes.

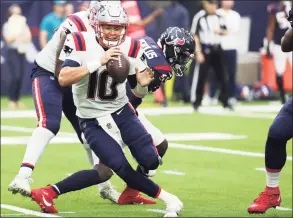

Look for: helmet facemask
[168,46,194,77]
[97,23,127,48]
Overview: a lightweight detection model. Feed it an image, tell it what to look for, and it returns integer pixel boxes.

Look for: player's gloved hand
[135,67,154,87]
[100,47,121,65]
[288,8,293,27]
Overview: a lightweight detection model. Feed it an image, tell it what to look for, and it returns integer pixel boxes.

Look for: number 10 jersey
[59,31,146,118]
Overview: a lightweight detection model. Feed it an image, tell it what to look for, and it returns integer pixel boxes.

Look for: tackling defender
[247,9,293,214]
[31,4,183,217]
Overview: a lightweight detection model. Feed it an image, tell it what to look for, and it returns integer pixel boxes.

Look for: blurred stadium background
[1,0,292,217]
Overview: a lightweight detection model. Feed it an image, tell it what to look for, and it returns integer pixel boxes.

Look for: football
[106,54,130,83]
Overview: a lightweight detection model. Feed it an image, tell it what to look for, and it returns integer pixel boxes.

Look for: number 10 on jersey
[87,70,118,101]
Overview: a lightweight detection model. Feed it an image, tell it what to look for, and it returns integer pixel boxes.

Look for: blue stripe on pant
[79,105,160,197]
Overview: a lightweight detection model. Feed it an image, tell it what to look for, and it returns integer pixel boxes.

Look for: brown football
[106,54,130,83]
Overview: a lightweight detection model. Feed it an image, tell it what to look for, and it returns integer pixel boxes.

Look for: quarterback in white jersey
[59,32,147,118]
[30,4,183,217]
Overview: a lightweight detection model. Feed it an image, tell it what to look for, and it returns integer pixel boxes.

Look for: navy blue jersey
[127,36,173,109]
[267,1,292,44]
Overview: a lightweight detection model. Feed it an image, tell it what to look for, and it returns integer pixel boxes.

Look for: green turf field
[1,96,292,217]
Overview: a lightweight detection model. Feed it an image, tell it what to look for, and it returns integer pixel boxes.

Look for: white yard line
[168,143,292,161]
[0,204,61,217]
[147,209,166,214]
[162,170,185,176]
[1,105,279,119]
[276,206,292,211]
[255,168,266,172]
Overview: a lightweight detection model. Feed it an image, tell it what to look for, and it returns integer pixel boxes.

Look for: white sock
[157,189,175,204]
[19,127,55,177]
[82,143,94,166]
[98,180,112,192]
[266,171,280,187]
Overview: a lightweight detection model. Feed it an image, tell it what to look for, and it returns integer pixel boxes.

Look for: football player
[265,0,292,104]
[30,4,183,217]
[8,0,124,202]
[92,26,195,203]
[248,9,293,214]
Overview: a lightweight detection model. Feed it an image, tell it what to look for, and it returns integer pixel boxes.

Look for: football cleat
[164,195,183,217]
[31,186,58,214]
[248,186,281,214]
[118,186,156,205]
[8,175,33,197]
[100,187,121,204]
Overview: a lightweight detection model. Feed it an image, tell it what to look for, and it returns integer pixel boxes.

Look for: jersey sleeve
[63,14,88,34]
[128,39,147,75]
[59,33,85,65]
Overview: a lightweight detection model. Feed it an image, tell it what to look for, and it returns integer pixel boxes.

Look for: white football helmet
[94,4,129,48]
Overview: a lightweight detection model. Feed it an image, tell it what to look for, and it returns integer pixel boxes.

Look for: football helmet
[90,4,129,48]
[158,27,195,76]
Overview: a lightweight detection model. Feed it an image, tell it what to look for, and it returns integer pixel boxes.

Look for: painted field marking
[162,170,185,176]
[255,168,266,172]
[0,204,61,217]
[1,125,247,145]
[1,105,280,119]
[168,143,292,161]
[147,209,166,214]
[276,206,292,211]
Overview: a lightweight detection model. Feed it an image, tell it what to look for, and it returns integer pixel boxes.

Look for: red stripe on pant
[33,78,47,128]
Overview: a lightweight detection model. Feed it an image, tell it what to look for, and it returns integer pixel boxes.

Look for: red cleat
[118,186,156,205]
[31,186,58,213]
[248,186,281,214]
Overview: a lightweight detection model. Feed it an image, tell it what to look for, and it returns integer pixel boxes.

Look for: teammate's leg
[248,97,293,213]
[8,75,63,197]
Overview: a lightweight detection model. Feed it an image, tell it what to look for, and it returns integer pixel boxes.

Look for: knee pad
[94,163,113,182]
[156,139,168,158]
[44,118,60,135]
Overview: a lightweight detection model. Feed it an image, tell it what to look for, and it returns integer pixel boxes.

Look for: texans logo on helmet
[165,27,186,45]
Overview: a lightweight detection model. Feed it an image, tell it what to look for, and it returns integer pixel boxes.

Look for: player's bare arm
[59,47,121,86]
[55,31,67,78]
[281,28,293,52]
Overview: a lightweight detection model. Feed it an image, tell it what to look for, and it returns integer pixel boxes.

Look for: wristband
[87,60,101,74]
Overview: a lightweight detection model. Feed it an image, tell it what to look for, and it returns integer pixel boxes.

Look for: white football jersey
[59,31,146,118]
[35,11,93,74]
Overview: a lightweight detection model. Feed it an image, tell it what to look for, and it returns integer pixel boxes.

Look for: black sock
[118,163,160,198]
[52,169,100,195]
[276,75,286,104]
[265,136,287,170]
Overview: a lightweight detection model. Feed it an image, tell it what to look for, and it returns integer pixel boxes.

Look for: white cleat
[100,188,121,204]
[164,196,183,217]
[8,175,32,197]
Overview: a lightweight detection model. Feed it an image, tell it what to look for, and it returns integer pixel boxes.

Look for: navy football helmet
[158,27,195,76]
